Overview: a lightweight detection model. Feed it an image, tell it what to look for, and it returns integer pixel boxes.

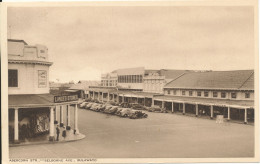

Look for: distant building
[143,69,190,93]
[117,67,146,91]
[66,80,100,99]
[87,68,254,124]
[49,82,73,95]
[101,72,117,87]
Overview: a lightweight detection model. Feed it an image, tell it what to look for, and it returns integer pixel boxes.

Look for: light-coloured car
[85,103,94,109]
[80,102,88,108]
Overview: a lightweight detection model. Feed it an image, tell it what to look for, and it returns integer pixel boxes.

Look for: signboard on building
[54,95,78,103]
[38,70,47,88]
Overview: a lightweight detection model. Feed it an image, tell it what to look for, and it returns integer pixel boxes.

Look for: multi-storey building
[143,69,190,93]
[8,39,80,144]
[101,72,117,87]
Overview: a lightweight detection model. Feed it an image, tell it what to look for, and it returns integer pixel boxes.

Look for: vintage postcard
[1,0,259,163]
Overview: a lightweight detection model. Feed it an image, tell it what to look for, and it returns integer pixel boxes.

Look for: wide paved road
[9,108,254,158]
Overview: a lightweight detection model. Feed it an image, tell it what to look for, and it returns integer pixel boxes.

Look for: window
[197,91,201,97]
[204,91,209,97]
[168,90,170,94]
[173,90,177,95]
[182,90,186,95]
[213,92,218,97]
[245,92,250,98]
[8,69,18,87]
[221,92,226,98]
[189,91,193,96]
[231,92,237,99]
[140,75,143,83]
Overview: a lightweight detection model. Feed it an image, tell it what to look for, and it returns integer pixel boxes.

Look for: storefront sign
[38,70,47,88]
[54,95,78,103]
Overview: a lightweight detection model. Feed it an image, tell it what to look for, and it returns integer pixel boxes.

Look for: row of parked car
[79,101,148,119]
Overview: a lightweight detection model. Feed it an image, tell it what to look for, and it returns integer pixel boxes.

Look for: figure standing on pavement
[62,126,67,140]
[56,125,60,141]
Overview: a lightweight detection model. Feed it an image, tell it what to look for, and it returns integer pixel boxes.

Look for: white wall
[8,63,50,94]
[164,88,254,101]
[8,42,49,62]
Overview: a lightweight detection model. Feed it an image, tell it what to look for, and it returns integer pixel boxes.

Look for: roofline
[8,59,53,66]
[238,71,254,89]
[163,87,254,91]
[8,39,28,45]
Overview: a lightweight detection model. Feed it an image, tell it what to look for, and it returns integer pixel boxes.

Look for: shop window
[197,91,201,96]
[204,91,209,97]
[8,69,18,87]
[245,92,250,98]
[213,91,218,97]
[182,90,186,95]
[231,92,237,99]
[221,92,226,98]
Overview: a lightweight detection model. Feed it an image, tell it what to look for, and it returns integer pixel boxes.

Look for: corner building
[8,39,80,144]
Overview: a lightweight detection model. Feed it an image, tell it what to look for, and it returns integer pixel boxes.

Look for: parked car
[79,102,87,108]
[131,103,146,110]
[120,102,131,108]
[85,103,93,109]
[103,105,113,113]
[115,108,124,116]
[108,106,119,114]
[97,104,106,112]
[148,105,162,112]
[118,108,132,117]
[129,109,148,119]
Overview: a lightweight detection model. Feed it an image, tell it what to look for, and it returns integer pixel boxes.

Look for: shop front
[8,94,79,144]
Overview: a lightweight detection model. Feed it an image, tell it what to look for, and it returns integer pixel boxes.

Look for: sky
[7,6,255,83]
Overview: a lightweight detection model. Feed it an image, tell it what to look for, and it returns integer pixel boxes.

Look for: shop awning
[8,94,78,108]
[153,95,254,109]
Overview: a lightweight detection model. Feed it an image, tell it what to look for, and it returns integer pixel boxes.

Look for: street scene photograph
[2,1,258,163]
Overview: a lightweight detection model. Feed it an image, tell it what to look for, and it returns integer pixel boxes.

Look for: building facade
[117,67,145,91]
[143,69,188,93]
[101,72,117,87]
[87,69,254,124]
[8,39,80,144]
[160,70,254,123]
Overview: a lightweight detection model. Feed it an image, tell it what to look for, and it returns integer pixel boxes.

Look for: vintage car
[118,108,132,117]
[103,105,113,113]
[97,104,106,112]
[120,102,131,108]
[115,108,124,116]
[128,109,148,119]
[90,103,99,111]
[147,105,162,112]
[131,103,146,110]
[79,102,88,108]
[85,103,94,109]
[108,106,119,114]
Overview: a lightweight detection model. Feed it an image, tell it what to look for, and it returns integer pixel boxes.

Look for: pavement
[9,108,255,158]
[9,129,85,147]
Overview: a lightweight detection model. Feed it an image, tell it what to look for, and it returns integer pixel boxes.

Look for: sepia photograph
[1,0,259,163]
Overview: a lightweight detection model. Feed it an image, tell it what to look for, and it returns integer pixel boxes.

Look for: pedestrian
[56,125,60,141]
[62,127,66,139]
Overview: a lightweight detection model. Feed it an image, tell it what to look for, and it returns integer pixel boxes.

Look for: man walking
[56,125,60,141]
